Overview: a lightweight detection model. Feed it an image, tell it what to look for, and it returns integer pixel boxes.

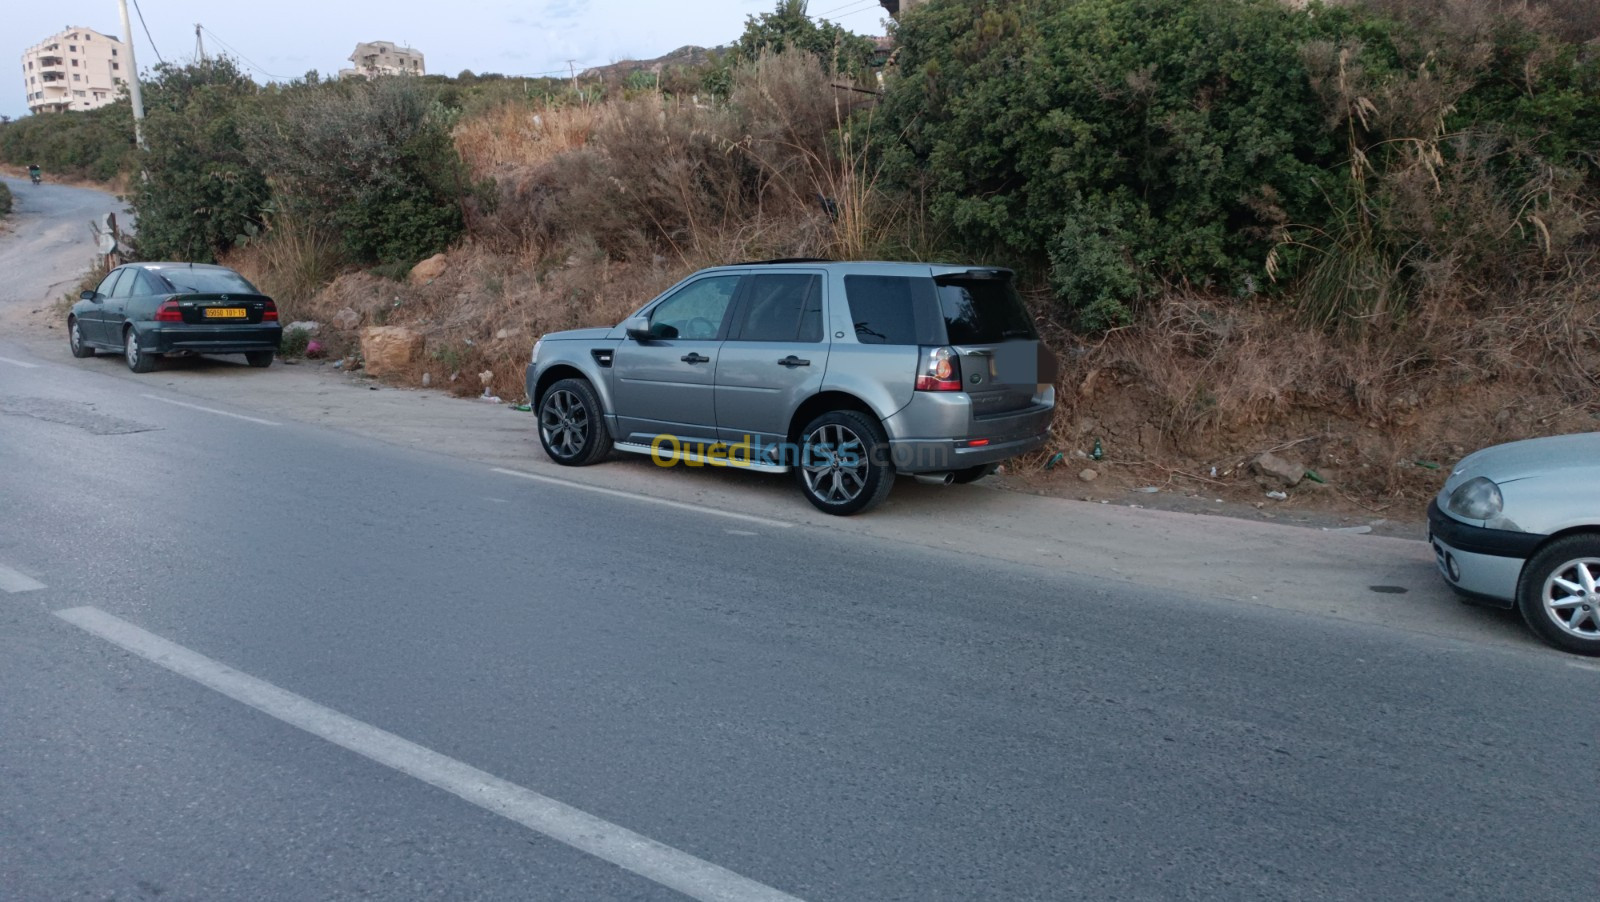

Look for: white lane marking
[492,467,795,529]
[0,356,41,369]
[140,394,281,426]
[0,564,46,593]
[54,607,804,902]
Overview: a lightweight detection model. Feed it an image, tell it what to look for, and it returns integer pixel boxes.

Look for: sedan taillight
[915,346,963,392]
[154,298,183,322]
[263,300,279,322]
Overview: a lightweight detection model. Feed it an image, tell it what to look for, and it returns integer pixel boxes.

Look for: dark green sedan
[68,262,283,373]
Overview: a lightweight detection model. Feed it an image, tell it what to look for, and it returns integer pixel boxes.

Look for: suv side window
[647,275,741,340]
[94,269,124,297]
[844,275,932,345]
[731,274,823,342]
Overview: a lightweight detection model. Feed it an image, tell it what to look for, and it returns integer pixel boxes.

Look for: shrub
[0,102,137,181]
[128,60,270,262]
[0,181,11,217]
[877,0,1353,331]
[243,77,470,265]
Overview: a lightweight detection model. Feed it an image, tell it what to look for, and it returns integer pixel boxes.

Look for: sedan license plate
[204,308,247,319]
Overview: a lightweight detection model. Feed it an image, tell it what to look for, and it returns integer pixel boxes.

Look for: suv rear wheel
[538,378,613,466]
[795,410,894,515]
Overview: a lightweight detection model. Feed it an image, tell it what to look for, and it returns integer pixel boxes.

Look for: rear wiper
[1001,329,1033,338]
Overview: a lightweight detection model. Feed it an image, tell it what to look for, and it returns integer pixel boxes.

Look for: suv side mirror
[81,290,99,302]
[623,316,652,342]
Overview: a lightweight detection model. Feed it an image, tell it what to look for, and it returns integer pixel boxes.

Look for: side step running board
[613,441,791,474]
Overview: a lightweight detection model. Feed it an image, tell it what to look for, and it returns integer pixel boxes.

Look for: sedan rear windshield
[153,269,261,295]
[936,276,1036,344]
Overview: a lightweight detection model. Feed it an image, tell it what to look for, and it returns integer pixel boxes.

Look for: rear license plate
[204,308,247,319]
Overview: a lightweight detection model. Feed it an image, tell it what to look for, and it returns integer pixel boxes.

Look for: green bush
[0,102,137,181]
[878,0,1355,330]
[0,181,11,217]
[734,0,880,82]
[128,60,270,262]
[242,77,468,265]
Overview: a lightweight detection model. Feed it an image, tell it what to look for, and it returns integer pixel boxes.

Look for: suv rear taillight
[915,346,963,392]
[263,300,279,322]
[154,298,183,322]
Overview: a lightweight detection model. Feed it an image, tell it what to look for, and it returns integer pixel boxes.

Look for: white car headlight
[530,338,544,366]
[1447,476,1503,520]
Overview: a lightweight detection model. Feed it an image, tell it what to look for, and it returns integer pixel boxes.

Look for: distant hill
[580,45,722,83]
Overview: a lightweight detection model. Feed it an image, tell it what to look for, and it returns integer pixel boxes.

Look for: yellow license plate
[204,308,247,319]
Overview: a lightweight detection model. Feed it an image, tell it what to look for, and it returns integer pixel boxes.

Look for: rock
[495,328,515,341]
[332,307,361,331]
[284,320,320,335]
[421,372,431,387]
[1078,468,1099,482]
[409,254,448,284]
[360,327,423,377]
[1251,451,1306,488]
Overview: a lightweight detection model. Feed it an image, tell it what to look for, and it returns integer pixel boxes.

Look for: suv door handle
[777,356,810,368]
[680,352,711,364]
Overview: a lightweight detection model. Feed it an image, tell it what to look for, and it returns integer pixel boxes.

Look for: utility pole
[116,0,147,149]
[567,60,578,92]
[195,24,207,64]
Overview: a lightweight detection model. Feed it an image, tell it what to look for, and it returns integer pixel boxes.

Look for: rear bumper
[890,431,1049,472]
[143,324,282,354]
[884,389,1053,473]
[1426,499,1538,606]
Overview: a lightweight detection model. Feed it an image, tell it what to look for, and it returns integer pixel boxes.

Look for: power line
[129,0,165,65]
[813,0,882,20]
[200,26,293,80]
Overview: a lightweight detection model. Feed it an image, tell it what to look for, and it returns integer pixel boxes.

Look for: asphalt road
[3,181,1598,901]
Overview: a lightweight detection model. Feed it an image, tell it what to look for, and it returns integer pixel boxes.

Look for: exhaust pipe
[913,472,955,486]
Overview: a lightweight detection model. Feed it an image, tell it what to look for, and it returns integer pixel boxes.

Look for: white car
[1428,431,1600,655]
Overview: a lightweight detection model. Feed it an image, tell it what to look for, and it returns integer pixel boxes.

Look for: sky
[6,0,890,118]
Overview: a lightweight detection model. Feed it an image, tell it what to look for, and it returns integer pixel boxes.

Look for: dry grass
[454,103,601,178]
[1045,276,1600,498]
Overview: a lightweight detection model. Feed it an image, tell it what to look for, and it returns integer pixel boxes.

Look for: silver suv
[525,260,1056,515]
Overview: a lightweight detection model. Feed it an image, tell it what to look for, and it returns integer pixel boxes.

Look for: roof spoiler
[933,267,1014,284]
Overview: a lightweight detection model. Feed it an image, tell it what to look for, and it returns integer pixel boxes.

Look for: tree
[877,0,1351,330]
[129,59,269,262]
[735,0,879,80]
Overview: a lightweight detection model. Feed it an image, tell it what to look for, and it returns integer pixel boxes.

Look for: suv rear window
[844,276,926,345]
[935,277,1036,344]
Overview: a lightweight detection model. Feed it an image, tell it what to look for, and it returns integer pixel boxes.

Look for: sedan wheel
[124,328,157,373]
[795,410,894,515]
[69,318,95,358]
[1517,535,1600,656]
[537,378,612,466]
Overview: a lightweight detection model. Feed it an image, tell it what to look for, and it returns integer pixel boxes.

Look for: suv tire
[538,378,613,466]
[795,409,894,516]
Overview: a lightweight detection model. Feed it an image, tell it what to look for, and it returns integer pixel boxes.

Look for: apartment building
[339,41,425,80]
[21,26,127,114]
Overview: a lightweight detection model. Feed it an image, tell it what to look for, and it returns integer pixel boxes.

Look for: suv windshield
[154,269,261,295]
[936,276,1036,344]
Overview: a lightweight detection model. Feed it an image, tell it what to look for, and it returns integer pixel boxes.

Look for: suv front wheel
[538,378,613,466]
[795,410,894,516]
